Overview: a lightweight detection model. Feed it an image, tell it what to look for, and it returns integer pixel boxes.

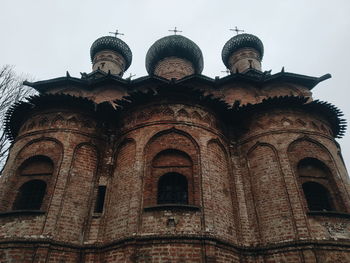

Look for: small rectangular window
[94,186,106,213]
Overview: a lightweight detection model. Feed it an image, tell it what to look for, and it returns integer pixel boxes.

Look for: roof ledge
[318,73,332,82]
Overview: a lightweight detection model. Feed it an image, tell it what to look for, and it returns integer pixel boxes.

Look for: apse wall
[0,107,105,246]
[237,107,350,248]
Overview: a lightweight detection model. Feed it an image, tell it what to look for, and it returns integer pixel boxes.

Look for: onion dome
[145,35,204,79]
[90,36,132,76]
[222,33,264,73]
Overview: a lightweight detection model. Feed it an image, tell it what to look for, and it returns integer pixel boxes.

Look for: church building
[0,31,349,262]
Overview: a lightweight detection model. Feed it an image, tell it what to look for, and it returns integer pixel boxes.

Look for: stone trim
[0,235,349,254]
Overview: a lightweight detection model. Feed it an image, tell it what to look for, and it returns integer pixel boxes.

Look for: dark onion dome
[90,36,132,70]
[222,33,264,68]
[145,35,204,75]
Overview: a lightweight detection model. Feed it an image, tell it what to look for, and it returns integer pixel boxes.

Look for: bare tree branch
[0,65,36,171]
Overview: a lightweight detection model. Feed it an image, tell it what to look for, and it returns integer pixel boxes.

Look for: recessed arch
[15,137,64,169]
[287,136,333,160]
[1,138,63,211]
[145,127,200,155]
[289,139,346,212]
[152,149,192,168]
[246,141,294,242]
[297,157,331,178]
[206,138,236,238]
[56,142,99,241]
[18,155,54,176]
[105,137,137,240]
[143,128,200,207]
[247,141,278,157]
[112,137,136,163]
[287,136,338,178]
[207,138,230,160]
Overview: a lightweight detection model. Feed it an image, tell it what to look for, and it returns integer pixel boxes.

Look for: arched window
[297,158,340,212]
[157,173,188,205]
[302,182,333,211]
[19,155,54,176]
[13,180,46,210]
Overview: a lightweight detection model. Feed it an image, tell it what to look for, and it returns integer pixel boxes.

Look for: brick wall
[247,143,295,243]
[104,139,137,240]
[205,140,236,242]
[56,144,98,243]
[0,88,349,262]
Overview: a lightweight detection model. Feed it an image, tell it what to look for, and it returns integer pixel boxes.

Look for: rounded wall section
[0,107,105,246]
[17,109,100,138]
[240,108,334,141]
[92,50,126,76]
[228,48,262,73]
[239,108,350,245]
[287,138,350,240]
[119,103,222,134]
[99,101,238,255]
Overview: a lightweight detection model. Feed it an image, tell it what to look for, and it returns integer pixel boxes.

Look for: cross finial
[168,27,182,35]
[109,29,124,38]
[230,26,244,35]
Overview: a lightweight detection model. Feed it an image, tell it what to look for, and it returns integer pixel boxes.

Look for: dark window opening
[302,182,333,211]
[13,180,46,210]
[94,186,106,213]
[157,173,188,205]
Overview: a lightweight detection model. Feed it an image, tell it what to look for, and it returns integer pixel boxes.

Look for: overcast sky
[1,0,349,170]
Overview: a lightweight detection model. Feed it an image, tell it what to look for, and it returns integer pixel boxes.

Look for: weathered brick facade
[0,33,349,262]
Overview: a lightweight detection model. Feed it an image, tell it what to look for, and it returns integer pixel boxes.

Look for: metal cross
[109,29,124,38]
[168,27,182,35]
[230,26,244,35]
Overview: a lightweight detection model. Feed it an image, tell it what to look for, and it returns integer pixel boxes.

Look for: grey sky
[1,0,350,170]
